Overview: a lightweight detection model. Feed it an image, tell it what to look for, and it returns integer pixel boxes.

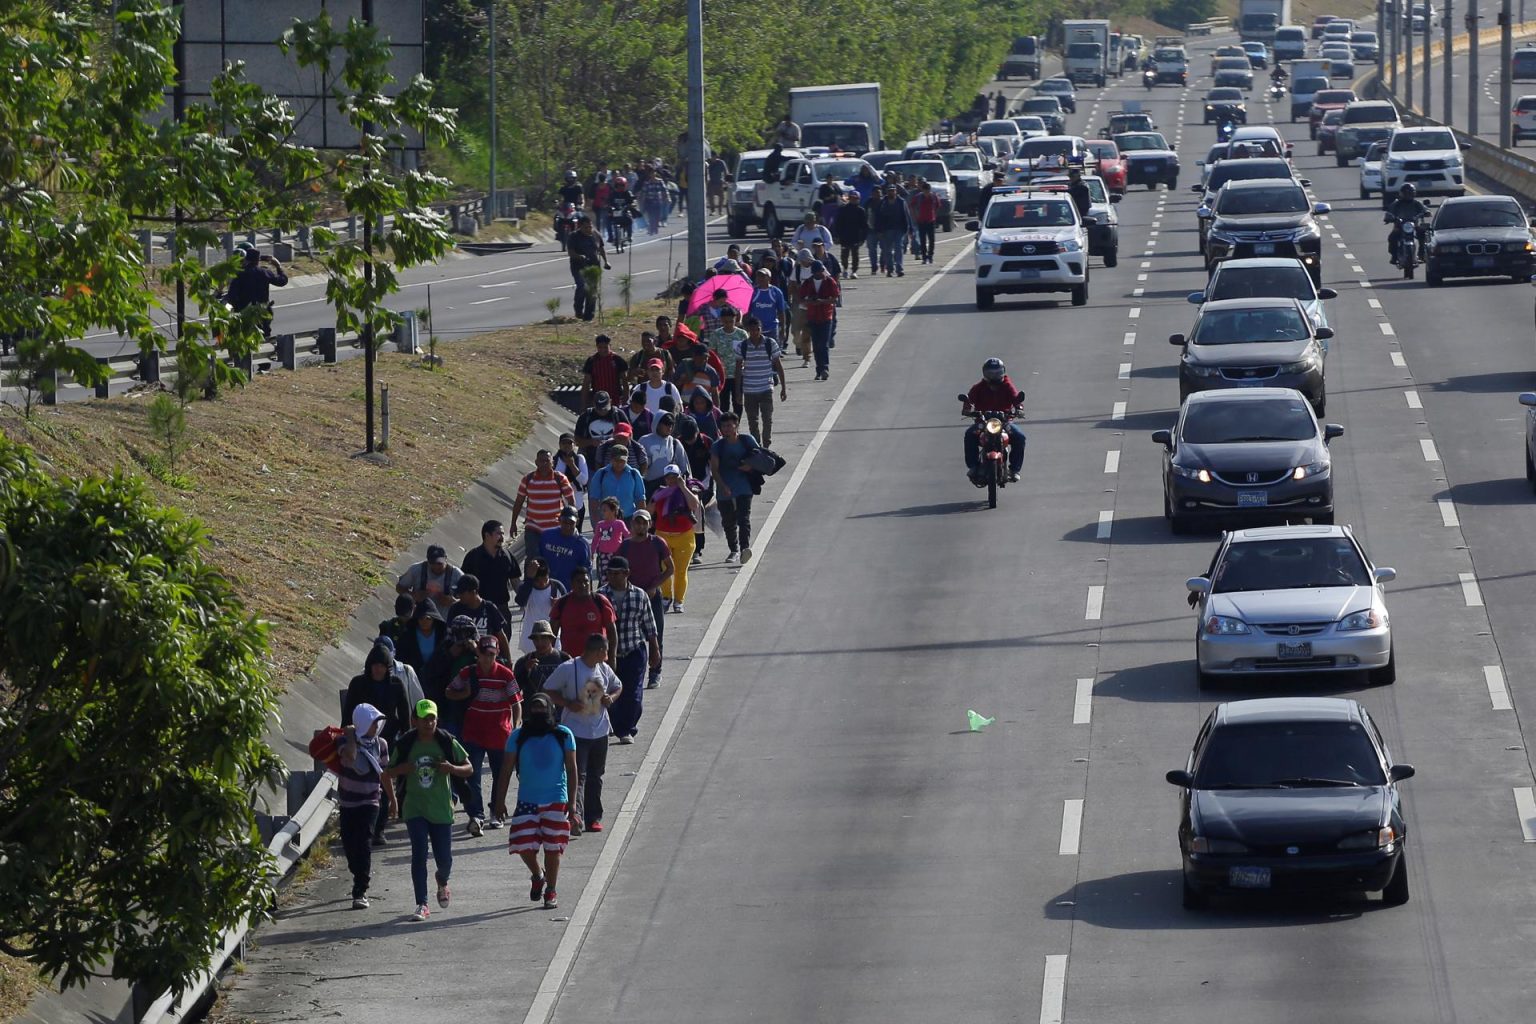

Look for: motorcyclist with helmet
[962,358,1027,483]
[1270,65,1287,84]
[608,175,638,246]
[557,170,585,210]
[1384,183,1430,265]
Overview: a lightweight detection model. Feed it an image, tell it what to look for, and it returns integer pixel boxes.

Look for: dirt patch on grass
[0,952,40,1024]
[0,299,670,685]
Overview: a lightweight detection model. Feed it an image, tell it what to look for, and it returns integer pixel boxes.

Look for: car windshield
[1217,58,1251,70]
[1343,104,1397,123]
[931,150,981,172]
[814,160,865,180]
[1216,185,1308,214]
[1193,306,1310,345]
[1315,90,1356,105]
[1039,176,1107,201]
[1295,76,1329,92]
[984,198,1077,228]
[1517,97,1536,111]
[1117,134,1169,151]
[1210,266,1317,301]
[1353,31,1377,41]
[801,125,868,149]
[1194,721,1386,788]
[1392,131,1457,152]
[1516,52,1536,69]
[1207,88,1244,100]
[1012,117,1048,132]
[887,161,946,181]
[1227,138,1283,158]
[1040,80,1073,93]
[1066,42,1102,58]
[1087,142,1119,160]
[1181,397,1317,444]
[1011,37,1036,54]
[735,157,768,182]
[1434,201,1529,228]
[978,121,1020,136]
[1020,138,1074,158]
[1322,110,1344,125]
[1208,162,1290,190]
[1024,99,1061,113]
[1213,535,1374,594]
[1154,48,1184,60]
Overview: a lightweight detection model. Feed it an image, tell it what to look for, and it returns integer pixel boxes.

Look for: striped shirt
[517,471,575,530]
[738,337,782,394]
[337,737,389,809]
[598,583,657,656]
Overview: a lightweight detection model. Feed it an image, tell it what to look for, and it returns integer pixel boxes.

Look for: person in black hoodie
[343,643,413,842]
[397,599,447,680]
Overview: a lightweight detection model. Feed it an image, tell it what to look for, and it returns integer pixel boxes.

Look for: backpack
[394,727,469,766]
[741,434,787,477]
[308,726,345,774]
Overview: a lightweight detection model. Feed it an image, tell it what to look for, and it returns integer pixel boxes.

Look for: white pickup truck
[752,156,874,237]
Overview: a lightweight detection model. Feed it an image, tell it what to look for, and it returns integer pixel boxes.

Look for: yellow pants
[659,529,695,602]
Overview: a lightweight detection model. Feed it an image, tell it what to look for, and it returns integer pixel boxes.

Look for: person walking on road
[591,495,631,579]
[746,267,788,344]
[580,334,628,411]
[383,699,473,921]
[455,636,523,836]
[224,243,288,338]
[711,412,759,564]
[599,555,661,743]
[704,307,749,416]
[493,694,578,910]
[639,413,690,500]
[870,185,912,277]
[512,450,576,570]
[552,434,590,532]
[791,211,834,252]
[616,511,673,689]
[550,565,618,657]
[911,180,940,265]
[514,559,566,654]
[833,192,868,278]
[651,466,704,613]
[539,505,592,590]
[736,316,787,448]
[514,619,571,702]
[446,574,511,659]
[337,703,396,909]
[460,520,520,627]
[798,261,841,382]
[396,544,463,611]
[574,387,628,457]
[542,633,623,832]
[567,216,608,322]
[588,443,648,520]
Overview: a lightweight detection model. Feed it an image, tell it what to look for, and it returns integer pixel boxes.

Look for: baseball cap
[593,390,612,408]
[559,505,579,521]
[610,444,630,459]
[614,421,633,437]
[415,698,439,719]
[631,508,652,522]
[811,260,825,272]
[648,358,664,369]
[662,463,682,477]
[530,619,556,639]
[427,544,447,565]
[476,635,498,653]
[607,555,630,571]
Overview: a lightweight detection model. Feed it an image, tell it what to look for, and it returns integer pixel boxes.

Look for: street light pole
[1423,0,1433,114]
[1389,0,1398,93]
[684,0,706,281]
[487,1,497,225]
[1502,0,1515,147]
[1444,1,1454,123]
[362,0,377,454]
[1469,6,1481,133]
[1404,1,1415,109]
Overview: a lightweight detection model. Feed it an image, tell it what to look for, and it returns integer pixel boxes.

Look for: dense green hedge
[428,0,1068,195]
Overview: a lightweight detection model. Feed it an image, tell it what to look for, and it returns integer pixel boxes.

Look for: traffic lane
[541,187,1157,1023]
[1066,97,1536,1022]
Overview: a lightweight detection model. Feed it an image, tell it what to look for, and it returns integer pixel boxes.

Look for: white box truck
[1238,0,1291,42]
[1061,20,1110,87]
[789,83,883,155]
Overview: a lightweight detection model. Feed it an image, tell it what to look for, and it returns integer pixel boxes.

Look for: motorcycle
[554,202,580,252]
[608,205,634,253]
[1143,69,1156,90]
[1388,214,1428,278]
[1217,120,1237,142]
[960,395,1021,509]
[1267,83,1286,102]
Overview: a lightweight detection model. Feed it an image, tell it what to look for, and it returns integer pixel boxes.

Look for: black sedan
[1153,388,1341,533]
[1203,88,1248,125]
[1426,195,1536,285]
[1166,697,1414,909]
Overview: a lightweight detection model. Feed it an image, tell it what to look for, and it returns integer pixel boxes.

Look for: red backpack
[308,725,345,774]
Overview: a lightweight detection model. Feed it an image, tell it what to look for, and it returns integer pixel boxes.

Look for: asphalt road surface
[222,37,1536,1024]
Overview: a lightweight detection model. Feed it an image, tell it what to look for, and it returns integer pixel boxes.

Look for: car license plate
[1253,243,1276,255]
[1277,640,1312,659]
[1237,490,1268,507]
[1473,257,1496,269]
[1017,269,1041,279]
[1229,866,1271,889]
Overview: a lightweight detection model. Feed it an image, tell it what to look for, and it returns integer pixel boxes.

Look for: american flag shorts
[508,801,571,853]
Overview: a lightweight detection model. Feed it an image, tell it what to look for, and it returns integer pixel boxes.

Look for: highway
[217,38,1536,1024]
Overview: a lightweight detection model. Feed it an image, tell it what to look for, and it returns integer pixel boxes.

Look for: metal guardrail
[1186,18,1231,36]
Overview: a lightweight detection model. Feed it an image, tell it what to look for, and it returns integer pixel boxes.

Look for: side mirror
[1110,193,1124,204]
[1357,157,1366,165]
[1197,205,1213,218]
[957,393,969,403]
[1187,292,1206,304]
[1519,392,1536,407]
[1152,428,1174,448]
[1165,769,1194,787]
[965,220,980,231]
[1318,287,1338,299]
[1082,216,1098,225]
[1324,423,1345,441]
[1190,183,1204,193]
[1313,202,1332,215]
[1168,332,1187,346]
[1196,159,1206,166]
[1316,326,1334,340]
[1185,576,1212,595]
[1374,566,1398,584]
[1299,178,1313,187]
[1388,764,1416,782]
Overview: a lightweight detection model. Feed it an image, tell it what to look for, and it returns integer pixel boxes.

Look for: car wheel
[1071,280,1089,306]
[1182,873,1209,910]
[1381,855,1410,905]
[1427,263,1443,286]
[1104,246,1118,268]
[727,218,746,238]
[1335,154,1348,167]
[975,286,995,310]
[1369,646,1397,686]
[1359,185,1369,200]
[763,206,782,239]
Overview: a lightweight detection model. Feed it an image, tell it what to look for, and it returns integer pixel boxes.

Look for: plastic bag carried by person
[704,503,723,536]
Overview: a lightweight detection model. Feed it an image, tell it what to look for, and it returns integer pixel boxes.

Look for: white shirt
[638,380,683,418]
[544,658,622,739]
[791,224,834,251]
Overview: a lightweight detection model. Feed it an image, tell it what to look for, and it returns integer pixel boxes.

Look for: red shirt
[458,662,521,749]
[798,277,841,325]
[550,592,616,656]
[966,376,1025,414]
[584,352,628,400]
[912,192,941,225]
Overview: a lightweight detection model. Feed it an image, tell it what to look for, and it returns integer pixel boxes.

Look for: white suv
[968,188,1091,309]
[1513,95,1536,144]
[1381,125,1465,198]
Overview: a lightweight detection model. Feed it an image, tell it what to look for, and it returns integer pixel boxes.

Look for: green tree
[0,434,284,996]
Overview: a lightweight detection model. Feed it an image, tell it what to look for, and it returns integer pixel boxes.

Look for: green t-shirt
[388,732,469,825]
[706,326,748,375]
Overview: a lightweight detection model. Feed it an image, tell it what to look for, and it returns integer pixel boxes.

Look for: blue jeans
[964,423,1027,474]
[879,230,905,272]
[405,818,453,908]
[608,645,647,738]
[866,236,879,270]
[463,742,503,822]
[809,320,834,376]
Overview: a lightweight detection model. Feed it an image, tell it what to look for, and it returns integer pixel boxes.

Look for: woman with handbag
[649,464,704,613]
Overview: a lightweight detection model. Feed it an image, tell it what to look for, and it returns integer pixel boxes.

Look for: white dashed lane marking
[1391,351,1407,367]
[1405,390,1422,409]
[1438,497,1458,526]
[1058,799,1084,855]
[1097,510,1114,539]
[1085,585,1104,620]
[1073,678,1093,724]
[1104,450,1120,473]
[1459,571,1483,607]
[1040,955,1069,1024]
[1421,439,1440,461]
[1128,307,1141,319]
[1111,401,1126,421]
[1486,665,1513,711]
[1381,322,1397,336]
[1124,332,1136,345]
[1515,788,1536,842]
[1118,362,1131,379]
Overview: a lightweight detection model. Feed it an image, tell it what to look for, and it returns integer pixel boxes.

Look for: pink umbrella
[685,272,754,318]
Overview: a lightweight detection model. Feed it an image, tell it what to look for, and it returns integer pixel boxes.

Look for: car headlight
[1279,353,1322,374]
[984,416,1004,435]
[1182,360,1222,377]
[977,239,999,254]
[1386,156,1406,168]
[1338,608,1384,631]
[1190,836,1250,854]
[1204,614,1251,635]
[1061,237,1083,252]
[1434,242,1462,253]
[1170,462,1212,481]
[1337,826,1396,851]
[1447,153,1464,165]
[1291,458,1329,478]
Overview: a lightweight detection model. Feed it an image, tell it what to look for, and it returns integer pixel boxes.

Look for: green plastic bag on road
[967,709,995,732]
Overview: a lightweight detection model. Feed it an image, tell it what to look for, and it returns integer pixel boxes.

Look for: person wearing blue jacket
[586,444,648,520]
[868,184,913,277]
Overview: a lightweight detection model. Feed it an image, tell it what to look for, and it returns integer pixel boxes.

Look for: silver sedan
[1186,525,1397,688]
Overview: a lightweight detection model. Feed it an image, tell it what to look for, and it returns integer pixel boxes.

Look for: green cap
[415,698,438,719]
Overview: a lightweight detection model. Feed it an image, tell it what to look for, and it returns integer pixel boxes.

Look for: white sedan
[1358,141,1385,199]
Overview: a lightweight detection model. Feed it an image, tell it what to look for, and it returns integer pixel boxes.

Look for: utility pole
[362,0,377,454]
[1388,0,1398,93]
[487,1,497,225]
[684,0,706,281]
[1404,1,1414,110]
[1469,5,1481,133]
[1423,0,1433,115]
[1502,0,1515,146]
[1378,0,1387,91]
[1444,1,1454,124]
[172,6,186,348]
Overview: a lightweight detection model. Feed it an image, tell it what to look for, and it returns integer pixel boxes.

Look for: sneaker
[691,550,703,565]
[741,547,754,564]
[1008,471,1020,482]
[725,550,738,564]
[467,817,483,838]
[544,890,559,910]
[485,817,504,830]
[351,896,370,910]
[437,883,451,909]
[530,875,546,902]
[673,601,685,614]
[897,269,905,277]
[412,904,430,922]
[587,820,604,833]
[647,675,661,689]
[371,834,388,848]
[849,271,859,279]
[617,735,634,745]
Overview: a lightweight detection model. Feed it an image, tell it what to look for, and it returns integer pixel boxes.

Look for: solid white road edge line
[1515,787,1536,842]
[517,240,976,1024]
[1040,954,1069,1024]
[1073,677,1093,725]
[1085,585,1104,621]
[1485,665,1513,711]
[1059,799,1084,856]
[1459,571,1484,607]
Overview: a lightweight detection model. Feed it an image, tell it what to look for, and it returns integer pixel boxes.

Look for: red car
[1316,109,1345,155]
[1086,139,1128,195]
[1308,89,1356,140]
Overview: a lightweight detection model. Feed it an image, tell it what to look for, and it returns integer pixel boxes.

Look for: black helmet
[982,357,1006,383]
[565,169,578,182]
[1399,182,1416,197]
